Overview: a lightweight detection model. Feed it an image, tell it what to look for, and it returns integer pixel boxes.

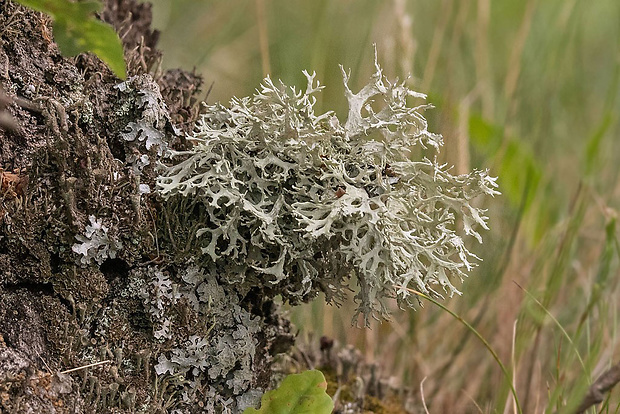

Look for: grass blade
[394,285,523,414]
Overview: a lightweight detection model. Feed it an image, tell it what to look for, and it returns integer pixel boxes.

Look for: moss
[363,395,409,414]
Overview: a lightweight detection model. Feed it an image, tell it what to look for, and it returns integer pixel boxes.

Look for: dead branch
[575,361,620,414]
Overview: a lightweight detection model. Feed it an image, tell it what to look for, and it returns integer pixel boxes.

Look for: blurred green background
[147,1,620,412]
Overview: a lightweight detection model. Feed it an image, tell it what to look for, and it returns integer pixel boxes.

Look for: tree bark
[0,1,293,412]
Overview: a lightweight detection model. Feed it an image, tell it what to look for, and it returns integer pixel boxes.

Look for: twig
[35,349,53,374]
[420,376,430,414]
[574,362,620,414]
[60,359,112,374]
[34,359,113,380]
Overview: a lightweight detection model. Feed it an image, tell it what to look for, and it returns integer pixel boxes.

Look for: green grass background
[147,1,620,412]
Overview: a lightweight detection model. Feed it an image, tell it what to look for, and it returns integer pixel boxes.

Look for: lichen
[115,74,178,159]
[71,215,123,265]
[156,52,499,325]
[132,264,264,412]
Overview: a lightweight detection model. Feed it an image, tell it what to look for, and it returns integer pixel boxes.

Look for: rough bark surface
[0,1,293,412]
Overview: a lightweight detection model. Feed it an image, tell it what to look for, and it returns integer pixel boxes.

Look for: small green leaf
[15,0,126,79]
[243,370,334,414]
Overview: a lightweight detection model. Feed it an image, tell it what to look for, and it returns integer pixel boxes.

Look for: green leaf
[243,370,334,414]
[14,0,126,79]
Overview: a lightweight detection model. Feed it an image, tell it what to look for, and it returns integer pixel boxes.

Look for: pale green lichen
[157,53,499,325]
[71,215,123,265]
[132,264,263,412]
[115,74,178,157]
